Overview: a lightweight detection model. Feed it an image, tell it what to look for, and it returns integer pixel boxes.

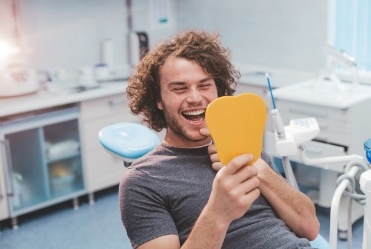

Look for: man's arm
[138,154,260,249]
[254,158,320,240]
[137,212,228,249]
[205,141,320,241]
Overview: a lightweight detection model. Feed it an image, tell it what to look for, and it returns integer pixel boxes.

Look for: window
[334,0,371,71]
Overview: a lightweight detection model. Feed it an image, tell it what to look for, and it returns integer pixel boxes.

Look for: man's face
[157,56,218,148]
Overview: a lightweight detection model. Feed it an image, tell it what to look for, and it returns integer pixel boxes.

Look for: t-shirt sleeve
[119,169,178,248]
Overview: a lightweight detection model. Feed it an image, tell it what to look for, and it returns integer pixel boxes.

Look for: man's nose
[186,89,203,102]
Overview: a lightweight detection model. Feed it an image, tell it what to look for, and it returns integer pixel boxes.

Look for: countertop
[272,78,371,108]
[0,81,127,118]
[0,64,318,118]
[235,63,316,88]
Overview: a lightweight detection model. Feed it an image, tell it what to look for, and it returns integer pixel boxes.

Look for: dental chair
[98,122,160,167]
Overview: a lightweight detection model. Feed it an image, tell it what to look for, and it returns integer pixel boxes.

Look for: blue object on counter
[365,138,371,164]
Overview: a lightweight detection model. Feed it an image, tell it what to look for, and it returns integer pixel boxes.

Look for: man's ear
[157,100,163,110]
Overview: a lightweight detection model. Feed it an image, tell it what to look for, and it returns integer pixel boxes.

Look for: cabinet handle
[288,108,329,118]
[1,139,15,197]
[108,99,126,107]
[304,147,323,155]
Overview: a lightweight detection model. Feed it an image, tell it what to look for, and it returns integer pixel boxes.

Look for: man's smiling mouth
[182,109,205,122]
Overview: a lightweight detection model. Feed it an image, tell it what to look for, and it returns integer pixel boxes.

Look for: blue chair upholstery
[310,234,332,249]
[98,122,160,166]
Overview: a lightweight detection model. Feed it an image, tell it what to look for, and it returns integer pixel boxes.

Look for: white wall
[1,0,328,77]
[176,0,329,72]
[10,0,177,75]
[17,0,127,71]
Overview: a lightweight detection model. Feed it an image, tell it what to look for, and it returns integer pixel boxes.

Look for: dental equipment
[319,43,358,92]
[267,74,371,249]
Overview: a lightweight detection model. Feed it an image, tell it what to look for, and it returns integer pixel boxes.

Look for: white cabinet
[80,93,139,203]
[0,83,133,229]
[0,105,85,228]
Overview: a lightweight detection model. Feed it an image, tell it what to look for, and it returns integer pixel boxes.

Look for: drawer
[314,130,349,146]
[279,110,349,133]
[275,99,348,122]
[81,113,140,151]
[80,94,128,121]
[279,110,350,146]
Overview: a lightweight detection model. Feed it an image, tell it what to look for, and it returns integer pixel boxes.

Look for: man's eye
[173,88,187,93]
[200,84,211,89]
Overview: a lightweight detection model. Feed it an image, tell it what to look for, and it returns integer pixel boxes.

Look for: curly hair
[126,30,240,131]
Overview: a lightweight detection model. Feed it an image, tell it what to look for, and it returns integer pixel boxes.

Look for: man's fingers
[224,154,254,175]
[208,143,224,171]
[199,127,211,137]
[209,150,219,162]
[212,162,223,171]
[208,143,217,155]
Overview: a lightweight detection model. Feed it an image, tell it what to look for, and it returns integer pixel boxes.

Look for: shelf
[47,151,80,164]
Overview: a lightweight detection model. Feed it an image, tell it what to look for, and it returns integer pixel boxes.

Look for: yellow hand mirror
[205,93,267,165]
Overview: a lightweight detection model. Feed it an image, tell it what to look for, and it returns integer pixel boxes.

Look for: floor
[0,186,365,249]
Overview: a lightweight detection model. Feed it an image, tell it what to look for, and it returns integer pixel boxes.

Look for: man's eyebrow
[167,77,213,86]
[200,76,213,83]
[168,81,186,86]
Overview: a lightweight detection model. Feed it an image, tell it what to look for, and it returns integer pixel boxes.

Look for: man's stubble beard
[162,108,204,143]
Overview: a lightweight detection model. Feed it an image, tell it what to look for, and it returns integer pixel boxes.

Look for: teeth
[183,109,205,116]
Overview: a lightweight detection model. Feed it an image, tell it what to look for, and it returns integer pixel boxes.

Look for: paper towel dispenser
[129,31,149,67]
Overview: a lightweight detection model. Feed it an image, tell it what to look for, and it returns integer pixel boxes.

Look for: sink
[241,71,271,77]
[69,85,100,93]
[46,83,101,94]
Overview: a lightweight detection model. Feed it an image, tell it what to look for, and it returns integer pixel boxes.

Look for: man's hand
[199,127,223,171]
[206,154,260,225]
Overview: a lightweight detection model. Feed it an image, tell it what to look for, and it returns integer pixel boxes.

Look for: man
[119,30,320,249]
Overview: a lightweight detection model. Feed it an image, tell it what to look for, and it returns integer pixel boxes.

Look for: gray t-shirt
[119,143,312,249]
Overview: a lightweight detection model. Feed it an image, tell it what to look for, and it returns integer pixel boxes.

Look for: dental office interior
[0,0,371,248]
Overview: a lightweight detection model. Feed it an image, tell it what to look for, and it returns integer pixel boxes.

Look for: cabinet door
[0,148,10,221]
[1,111,85,216]
[80,94,136,192]
[84,147,126,191]
[44,120,84,198]
[4,128,49,212]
